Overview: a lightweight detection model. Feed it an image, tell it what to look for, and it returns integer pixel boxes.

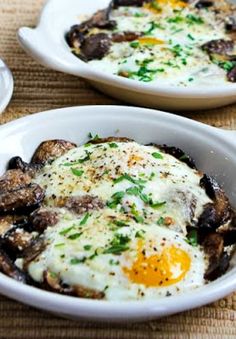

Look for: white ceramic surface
[17,0,236,111]
[0,59,13,114]
[0,105,236,322]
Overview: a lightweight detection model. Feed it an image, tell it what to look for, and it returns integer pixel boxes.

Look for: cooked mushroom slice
[0,169,31,194]
[201,39,234,55]
[0,184,45,214]
[89,136,133,145]
[30,208,58,233]
[8,156,42,177]
[66,6,116,49]
[112,0,152,8]
[198,175,231,230]
[3,227,34,253]
[31,140,77,165]
[150,144,196,169]
[195,0,213,9]
[225,16,236,32]
[203,232,229,281]
[73,285,105,299]
[0,248,27,282]
[227,65,236,82]
[43,271,73,294]
[218,214,236,246]
[79,33,112,61]
[64,195,104,215]
[0,216,15,237]
[112,31,141,42]
[22,237,46,270]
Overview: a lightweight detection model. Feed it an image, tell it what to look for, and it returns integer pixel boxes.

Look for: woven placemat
[0,0,236,337]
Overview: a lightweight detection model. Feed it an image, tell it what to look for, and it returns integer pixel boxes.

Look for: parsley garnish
[108,142,119,148]
[70,257,86,265]
[68,232,83,240]
[84,244,92,251]
[71,168,84,177]
[152,152,164,159]
[107,191,125,209]
[59,226,75,235]
[104,234,131,254]
[113,173,147,185]
[80,212,90,225]
[186,229,198,247]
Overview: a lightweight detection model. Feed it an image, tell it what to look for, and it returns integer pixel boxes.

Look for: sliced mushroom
[66,7,116,50]
[112,31,141,42]
[149,144,197,169]
[22,237,46,270]
[0,248,27,283]
[0,184,45,214]
[203,232,229,281]
[112,0,152,8]
[31,140,77,165]
[73,284,105,299]
[79,33,112,61]
[201,39,234,55]
[64,195,104,215]
[0,169,32,194]
[198,175,231,230]
[225,16,236,32]
[89,136,133,145]
[218,213,236,246]
[227,65,236,82]
[3,227,34,253]
[195,0,213,9]
[8,156,42,177]
[29,208,59,233]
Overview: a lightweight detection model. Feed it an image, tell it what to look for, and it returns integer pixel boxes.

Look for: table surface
[0,0,236,337]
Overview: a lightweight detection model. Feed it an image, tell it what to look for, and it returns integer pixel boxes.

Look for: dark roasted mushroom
[227,65,236,82]
[22,237,46,270]
[149,144,197,169]
[64,195,104,215]
[79,33,112,61]
[195,0,213,9]
[8,156,42,177]
[73,284,105,299]
[0,169,31,194]
[198,175,231,230]
[218,213,236,246]
[112,0,152,8]
[0,248,27,283]
[30,208,59,232]
[203,233,229,281]
[31,139,77,165]
[3,227,34,254]
[201,39,234,55]
[112,31,141,42]
[0,184,45,214]
[225,16,236,32]
[89,136,133,144]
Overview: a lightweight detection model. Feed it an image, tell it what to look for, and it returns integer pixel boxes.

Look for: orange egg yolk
[138,37,164,45]
[144,0,187,12]
[123,241,191,287]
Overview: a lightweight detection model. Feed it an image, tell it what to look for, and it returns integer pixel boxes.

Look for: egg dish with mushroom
[66,0,236,87]
[0,136,235,300]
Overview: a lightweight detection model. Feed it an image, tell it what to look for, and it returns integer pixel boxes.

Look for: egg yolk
[144,0,187,12]
[123,241,191,287]
[138,37,164,45]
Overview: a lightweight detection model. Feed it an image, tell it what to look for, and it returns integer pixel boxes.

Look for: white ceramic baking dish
[17,0,236,111]
[0,105,235,322]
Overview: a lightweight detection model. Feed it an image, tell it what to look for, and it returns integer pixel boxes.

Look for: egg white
[21,141,211,300]
[88,1,234,87]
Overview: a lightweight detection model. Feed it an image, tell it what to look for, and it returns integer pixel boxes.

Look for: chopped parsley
[88,132,100,141]
[157,216,164,225]
[108,142,119,148]
[109,259,120,265]
[84,244,92,251]
[144,21,165,35]
[71,168,84,177]
[107,191,125,209]
[135,230,146,239]
[104,234,131,254]
[152,152,164,159]
[68,232,83,240]
[80,212,90,225]
[59,225,75,235]
[130,41,140,48]
[113,173,147,186]
[70,257,86,265]
[186,229,198,247]
[186,14,204,25]
[112,220,129,227]
[54,243,65,248]
[187,33,195,41]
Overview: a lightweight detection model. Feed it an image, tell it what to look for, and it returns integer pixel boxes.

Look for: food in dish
[0,136,235,300]
[66,0,236,86]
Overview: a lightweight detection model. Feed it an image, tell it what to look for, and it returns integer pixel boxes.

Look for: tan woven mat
[0,0,236,337]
